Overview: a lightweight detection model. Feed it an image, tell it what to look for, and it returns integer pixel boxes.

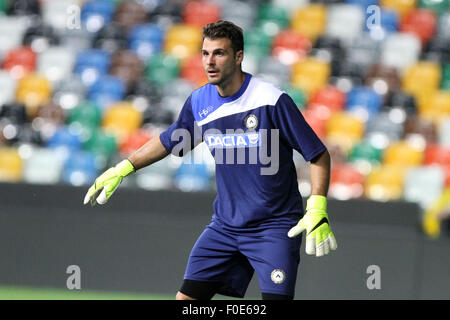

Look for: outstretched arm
[84,136,170,206]
[128,136,169,170]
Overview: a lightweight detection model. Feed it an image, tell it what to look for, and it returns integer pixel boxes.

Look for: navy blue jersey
[160,73,326,231]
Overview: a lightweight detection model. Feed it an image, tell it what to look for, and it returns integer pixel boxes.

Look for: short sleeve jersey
[160,73,327,231]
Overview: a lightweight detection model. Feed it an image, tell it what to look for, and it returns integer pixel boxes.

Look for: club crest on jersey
[244,114,258,129]
[271,269,286,284]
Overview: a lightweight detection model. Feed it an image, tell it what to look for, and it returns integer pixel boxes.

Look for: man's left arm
[288,149,337,257]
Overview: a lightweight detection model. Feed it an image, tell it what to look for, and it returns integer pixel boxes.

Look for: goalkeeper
[84,20,337,300]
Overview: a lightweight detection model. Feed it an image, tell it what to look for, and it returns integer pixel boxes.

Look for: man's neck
[216,71,246,98]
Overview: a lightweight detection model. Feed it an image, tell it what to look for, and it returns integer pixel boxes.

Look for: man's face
[201,37,242,86]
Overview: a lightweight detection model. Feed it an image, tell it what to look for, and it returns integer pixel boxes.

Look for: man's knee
[176,291,196,300]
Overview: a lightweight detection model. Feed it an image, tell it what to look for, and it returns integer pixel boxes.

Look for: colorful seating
[164,24,202,60]
[329,163,365,200]
[291,57,330,97]
[291,4,327,41]
[0,147,23,182]
[365,164,407,201]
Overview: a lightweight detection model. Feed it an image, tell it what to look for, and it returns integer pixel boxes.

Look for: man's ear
[235,49,244,65]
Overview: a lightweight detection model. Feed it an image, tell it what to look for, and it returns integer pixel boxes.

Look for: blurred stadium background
[0,0,449,299]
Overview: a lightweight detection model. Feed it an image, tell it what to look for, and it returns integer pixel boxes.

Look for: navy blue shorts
[183,220,302,298]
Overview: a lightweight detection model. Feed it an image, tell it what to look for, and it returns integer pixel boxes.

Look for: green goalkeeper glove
[287,195,337,257]
[83,159,135,206]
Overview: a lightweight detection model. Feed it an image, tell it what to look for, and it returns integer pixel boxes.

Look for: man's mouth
[207,70,219,76]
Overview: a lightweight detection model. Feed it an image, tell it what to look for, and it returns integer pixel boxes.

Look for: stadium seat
[15,73,52,116]
[37,47,75,84]
[437,12,450,39]
[441,63,450,90]
[419,90,450,124]
[329,163,365,200]
[400,9,437,46]
[180,54,208,88]
[348,140,383,174]
[0,71,17,105]
[164,23,202,60]
[109,50,144,89]
[326,111,365,153]
[42,0,78,31]
[346,86,383,122]
[302,108,328,139]
[52,76,86,111]
[47,125,82,152]
[383,140,424,167]
[364,164,407,201]
[309,85,346,112]
[145,53,180,87]
[419,0,449,15]
[291,4,327,41]
[113,0,147,30]
[220,0,256,30]
[403,165,445,209]
[23,146,66,184]
[34,101,65,128]
[255,2,289,40]
[174,162,211,192]
[87,75,125,109]
[61,150,98,186]
[2,46,36,79]
[244,27,274,60]
[58,25,93,54]
[386,91,417,115]
[80,0,115,33]
[325,4,365,45]
[92,22,128,54]
[365,64,401,99]
[67,100,102,131]
[0,147,23,182]
[291,57,330,97]
[438,117,450,147]
[380,0,417,17]
[22,21,60,54]
[102,101,143,143]
[7,0,40,16]
[183,0,221,28]
[403,114,437,145]
[257,56,291,88]
[128,23,164,61]
[126,78,164,113]
[380,32,421,72]
[365,111,404,149]
[74,49,110,87]
[0,16,30,59]
[83,128,118,163]
[271,29,311,65]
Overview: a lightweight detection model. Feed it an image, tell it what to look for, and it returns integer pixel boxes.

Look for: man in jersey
[84,20,337,300]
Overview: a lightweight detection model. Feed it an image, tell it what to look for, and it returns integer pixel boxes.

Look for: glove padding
[83,159,135,206]
[287,195,337,257]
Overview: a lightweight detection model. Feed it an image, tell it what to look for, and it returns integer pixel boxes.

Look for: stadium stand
[0,0,449,237]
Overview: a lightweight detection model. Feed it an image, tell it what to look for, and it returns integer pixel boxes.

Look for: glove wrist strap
[115,159,135,177]
[306,195,327,211]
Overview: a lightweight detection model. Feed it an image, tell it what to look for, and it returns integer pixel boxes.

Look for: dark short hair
[202,20,244,54]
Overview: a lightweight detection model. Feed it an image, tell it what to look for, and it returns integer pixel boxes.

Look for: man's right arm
[128,135,169,170]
